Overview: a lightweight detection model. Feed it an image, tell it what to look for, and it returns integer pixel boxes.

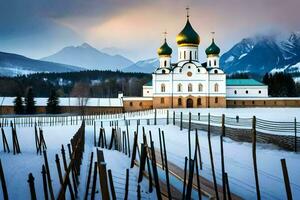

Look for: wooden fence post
[124,168,130,200]
[294,118,297,152]
[90,162,98,200]
[0,159,9,200]
[208,113,219,200]
[182,156,188,199]
[138,144,147,182]
[158,128,165,170]
[150,141,162,200]
[180,112,183,130]
[195,129,203,170]
[137,184,141,200]
[27,173,37,200]
[162,131,172,199]
[42,165,49,200]
[173,111,175,125]
[220,135,226,200]
[108,169,116,200]
[252,116,261,200]
[167,110,169,125]
[55,154,63,185]
[130,132,138,168]
[281,159,293,200]
[1,128,10,153]
[84,152,94,200]
[154,109,157,125]
[225,172,232,200]
[43,150,55,200]
[193,139,202,200]
[97,150,110,200]
[94,121,96,146]
[185,159,195,199]
[222,114,225,137]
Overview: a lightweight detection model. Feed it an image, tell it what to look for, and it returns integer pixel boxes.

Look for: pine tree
[46,90,60,114]
[25,88,36,114]
[14,94,24,114]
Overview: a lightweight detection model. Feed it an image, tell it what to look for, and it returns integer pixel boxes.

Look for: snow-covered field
[0,125,154,199]
[1,107,300,199]
[117,124,300,200]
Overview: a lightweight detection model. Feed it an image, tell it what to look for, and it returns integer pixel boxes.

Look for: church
[141,9,268,108]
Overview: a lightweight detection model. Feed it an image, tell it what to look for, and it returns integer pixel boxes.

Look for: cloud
[0,0,299,60]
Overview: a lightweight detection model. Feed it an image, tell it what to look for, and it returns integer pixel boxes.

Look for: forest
[0,70,151,98]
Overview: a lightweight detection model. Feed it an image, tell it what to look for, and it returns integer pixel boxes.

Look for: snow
[0,124,154,199]
[238,53,247,60]
[2,108,300,199]
[225,56,234,63]
[114,122,300,200]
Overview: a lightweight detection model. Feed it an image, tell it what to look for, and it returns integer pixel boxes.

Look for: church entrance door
[186,98,193,108]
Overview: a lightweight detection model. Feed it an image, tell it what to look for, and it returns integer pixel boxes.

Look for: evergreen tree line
[0,70,151,98]
[263,72,298,97]
[14,88,60,115]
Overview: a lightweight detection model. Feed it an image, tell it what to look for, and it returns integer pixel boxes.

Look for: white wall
[143,86,153,97]
[152,60,226,97]
[226,86,268,98]
[178,46,198,61]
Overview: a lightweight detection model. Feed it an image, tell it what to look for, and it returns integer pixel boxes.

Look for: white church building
[142,11,268,108]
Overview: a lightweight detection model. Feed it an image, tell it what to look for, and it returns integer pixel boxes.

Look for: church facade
[141,12,268,109]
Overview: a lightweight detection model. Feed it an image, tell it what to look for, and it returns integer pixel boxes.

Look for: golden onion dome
[176,19,200,46]
[157,39,173,56]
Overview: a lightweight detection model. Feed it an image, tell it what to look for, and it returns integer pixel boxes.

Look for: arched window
[214,83,219,92]
[184,51,186,59]
[177,84,182,92]
[197,98,201,106]
[188,83,193,92]
[195,51,197,60]
[189,51,192,60]
[164,60,167,67]
[214,70,218,74]
[161,84,166,92]
[209,60,212,66]
[234,90,237,94]
[214,59,217,66]
[215,97,218,103]
[198,84,203,92]
[162,70,166,74]
[178,98,182,106]
[180,52,182,59]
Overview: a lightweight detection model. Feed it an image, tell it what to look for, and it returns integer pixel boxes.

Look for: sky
[0,0,300,62]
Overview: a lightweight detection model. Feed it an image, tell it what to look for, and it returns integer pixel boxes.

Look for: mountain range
[1,32,300,77]
[0,51,83,77]
[41,43,133,71]
[220,32,300,75]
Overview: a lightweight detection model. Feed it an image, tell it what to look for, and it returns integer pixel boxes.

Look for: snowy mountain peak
[220,32,300,76]
[41,43,134,70]
[79,42,94,49]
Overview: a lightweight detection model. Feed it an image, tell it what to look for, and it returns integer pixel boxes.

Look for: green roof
[226,79,265,86]
[205,39,220,55]
[144,80,152,86]
[157,39,172,56]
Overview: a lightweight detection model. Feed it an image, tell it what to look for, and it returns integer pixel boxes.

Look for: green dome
[205,39,220,55]
[176,19,200,46]
[157,39,172,56]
